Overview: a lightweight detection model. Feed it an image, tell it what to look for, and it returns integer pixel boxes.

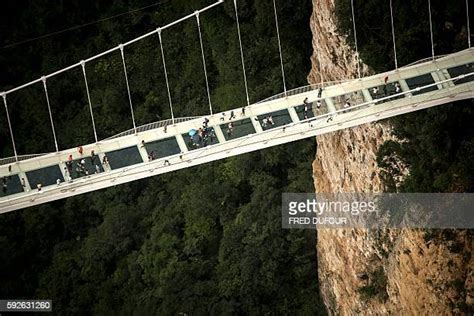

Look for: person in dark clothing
[303,97,310,119]
[2,177,7,194]
[66,160,73,174]
[91,150,98,163]
[227,122,234,137]
[90,151,100,174]
[268,116,274,125]
[317,87,323,98]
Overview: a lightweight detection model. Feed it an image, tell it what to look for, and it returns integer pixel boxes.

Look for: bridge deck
[0,48,473,213]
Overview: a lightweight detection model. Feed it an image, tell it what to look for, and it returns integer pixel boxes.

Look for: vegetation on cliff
[335,0,474,193]
[335,0,473,311]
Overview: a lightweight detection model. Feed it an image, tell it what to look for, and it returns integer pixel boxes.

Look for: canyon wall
[309,0,473,314]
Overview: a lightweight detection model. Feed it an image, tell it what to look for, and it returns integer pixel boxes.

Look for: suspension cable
[119,45,137,134]
[42,77,59,152]
[233,0,250,106]
[467,0,471,48]
[3,1,224,97]
[350,0,361,78]
[157,28,175,125]
[389,0,398,69]
[272,0,287,96]
[81,61,98,143]
[428,0,435,59]
[195,12,213,115]
[2,94,18,161]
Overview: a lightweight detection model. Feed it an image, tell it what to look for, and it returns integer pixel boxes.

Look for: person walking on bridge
[303,97,311,119]
[317,87,323,98]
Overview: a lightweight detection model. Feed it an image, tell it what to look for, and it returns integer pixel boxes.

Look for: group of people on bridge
[62,148,108,184]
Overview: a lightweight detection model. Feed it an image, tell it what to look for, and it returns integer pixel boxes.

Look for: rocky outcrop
[308,0,391,194]
[309,0,473,314]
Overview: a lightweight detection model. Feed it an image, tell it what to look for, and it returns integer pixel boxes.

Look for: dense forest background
[0,0,323,314]
[0,0,473,314]
[335,0,474,193]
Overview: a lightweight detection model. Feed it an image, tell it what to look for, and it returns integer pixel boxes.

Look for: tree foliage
[0,0,325,313]
[335,0,474,193]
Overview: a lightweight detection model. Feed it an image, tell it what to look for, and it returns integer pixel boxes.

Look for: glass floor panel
[106,146,143,170]
[405,74,438,96]
[144,137,181,158]
[220,118,256,141]
[26,165,64,188]
[368,81,405,103]
[257,109,293,131]
[295,103,316,120]
[0,174,23,197]
[67,155,104,180]
[447,63,474,85]
[182,127,219,151]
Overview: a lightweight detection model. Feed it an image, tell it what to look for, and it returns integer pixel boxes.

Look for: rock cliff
[309,0,473,314]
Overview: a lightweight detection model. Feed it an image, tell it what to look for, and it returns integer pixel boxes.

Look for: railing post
[119,44,138,134]
[195,11,213,116]
[389,0,398,69]
[157,28,175,125]
[2,93,18,162]
[351,0,361,78]
[428,0,435,59]
[233,0,250,106]
[42,76,59,152]
[466,0,471,48]
[272,0,287,96]
[81,60,99,143]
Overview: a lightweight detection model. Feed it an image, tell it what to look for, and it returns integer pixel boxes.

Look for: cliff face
[308,0,391,194]
[309,0,473,314]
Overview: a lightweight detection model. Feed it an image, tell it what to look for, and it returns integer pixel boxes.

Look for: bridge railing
[105,116,201,140]
[405,54,449,67]
[2,67,472,168]
[0,117,201,165]
[1,71,473,209]
[256,80,350,104]
[0,154,49,166]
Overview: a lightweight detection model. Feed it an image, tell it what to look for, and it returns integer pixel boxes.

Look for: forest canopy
[0,0,324,314]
